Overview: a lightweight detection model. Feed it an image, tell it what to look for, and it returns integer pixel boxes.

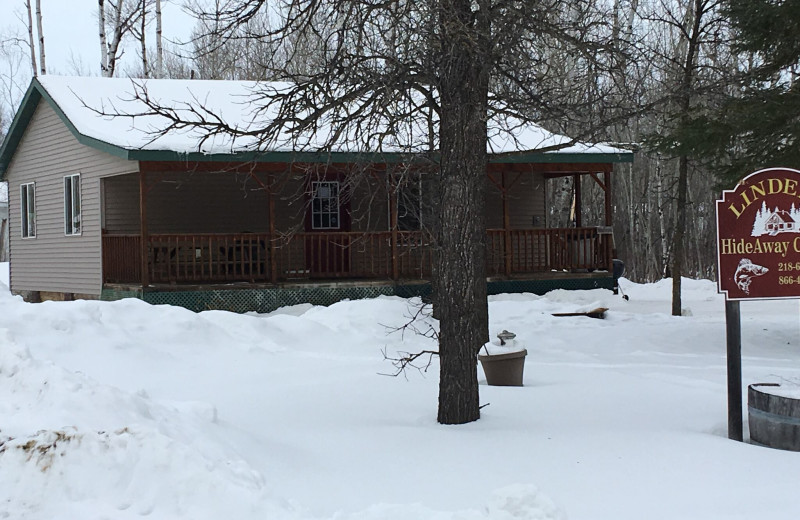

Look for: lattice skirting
[101,276,615,314]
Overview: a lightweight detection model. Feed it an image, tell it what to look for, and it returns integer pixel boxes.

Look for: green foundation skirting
[101,276,614,314]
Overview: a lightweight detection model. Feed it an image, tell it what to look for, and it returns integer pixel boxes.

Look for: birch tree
[155,0,163,77]
[24,0,36,76]
[99,0,148,77]
[140,0,148,77]
[34,0,45,75]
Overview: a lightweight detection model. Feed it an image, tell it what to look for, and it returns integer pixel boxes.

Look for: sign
[717,167,800,300]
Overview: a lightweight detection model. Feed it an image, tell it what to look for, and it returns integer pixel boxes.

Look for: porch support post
[603,170,612,227]
[139,169,149,288]
[502,171,511,275]
[268,173,277,283]
[390,173,399,281]
[573,174,582,228]
[604,170,613,269]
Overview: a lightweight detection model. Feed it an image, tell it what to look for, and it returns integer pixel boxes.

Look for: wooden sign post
[716,167,800,441]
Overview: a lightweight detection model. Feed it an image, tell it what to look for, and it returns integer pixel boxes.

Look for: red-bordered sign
[717,167,800,300]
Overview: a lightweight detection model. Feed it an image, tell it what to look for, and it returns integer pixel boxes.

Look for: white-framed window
[311,181,340,229]
[64,173,81,236]
[20,182,36,238]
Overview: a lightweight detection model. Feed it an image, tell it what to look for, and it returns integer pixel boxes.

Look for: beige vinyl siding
[6,101,138,295]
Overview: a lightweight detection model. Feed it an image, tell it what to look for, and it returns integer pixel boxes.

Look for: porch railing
[102,227,611,285]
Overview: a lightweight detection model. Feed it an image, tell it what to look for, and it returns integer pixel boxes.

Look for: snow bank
[0,342,287,520]
[2,265,800,520]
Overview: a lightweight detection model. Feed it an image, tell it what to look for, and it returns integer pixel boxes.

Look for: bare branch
[380,347,439,379]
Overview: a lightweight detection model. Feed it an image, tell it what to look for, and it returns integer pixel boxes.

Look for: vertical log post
[139,169,149,288]
[390,172,399,281]
[604,170,613,270]
[573,174,582,228]
[502,171,511,275]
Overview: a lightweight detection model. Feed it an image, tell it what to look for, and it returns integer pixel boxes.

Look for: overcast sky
[1,0,194,77]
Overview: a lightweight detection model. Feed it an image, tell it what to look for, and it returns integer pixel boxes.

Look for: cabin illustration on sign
[765,211,797,235]
[0,76,633,312]
[752,204,800,237]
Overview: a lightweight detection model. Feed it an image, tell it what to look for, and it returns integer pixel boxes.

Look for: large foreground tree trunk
[435,0,490,425]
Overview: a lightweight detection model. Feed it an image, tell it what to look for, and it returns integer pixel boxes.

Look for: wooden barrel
[748,383,800,451]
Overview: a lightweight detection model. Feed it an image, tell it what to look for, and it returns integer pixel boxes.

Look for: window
[20,182,36,238]
[311,181,340,229]
[64,173,81,235]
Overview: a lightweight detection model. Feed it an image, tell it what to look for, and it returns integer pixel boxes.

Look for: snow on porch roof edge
[0,77,634,180]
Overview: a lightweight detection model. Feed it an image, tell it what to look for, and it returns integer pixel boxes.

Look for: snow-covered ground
[2,262,800,520]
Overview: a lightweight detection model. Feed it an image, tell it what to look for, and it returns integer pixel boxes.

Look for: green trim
[32,79,133,162]
[100,275,615,314]
[1,78,134,179]
[125,149,419,164]
[0,84,42,177]
[0,78,633,179]
[487,276,615,295]
[125,149,634,165]
[489,152,634,164]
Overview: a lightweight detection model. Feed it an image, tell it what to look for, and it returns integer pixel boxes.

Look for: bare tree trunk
[672,155,688,314]
[99,0,109,75]
[103,0,126,77]
[155,0,163,77]
[434,0,490,425]
[25,0,37,77]
[141,0,148,77]
[671,0,702,316]
[656,154,669,277]
[35,0,45,75]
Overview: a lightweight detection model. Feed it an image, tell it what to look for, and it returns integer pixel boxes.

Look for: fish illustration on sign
[734,258,768,294]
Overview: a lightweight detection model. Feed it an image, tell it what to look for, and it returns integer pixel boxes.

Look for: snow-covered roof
[0,75,633,175]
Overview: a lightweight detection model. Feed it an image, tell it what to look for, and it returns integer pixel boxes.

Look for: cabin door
[306,180,351,276]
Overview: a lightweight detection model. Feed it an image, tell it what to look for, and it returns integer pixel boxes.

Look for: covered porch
[99,160,618,309]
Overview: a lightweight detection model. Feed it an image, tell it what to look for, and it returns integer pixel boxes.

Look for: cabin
[0,76,633,312]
